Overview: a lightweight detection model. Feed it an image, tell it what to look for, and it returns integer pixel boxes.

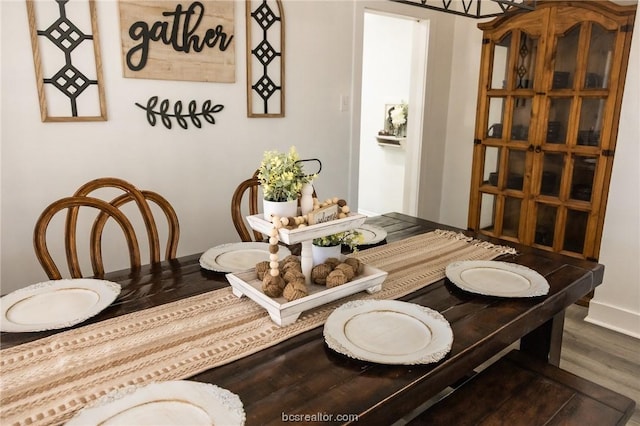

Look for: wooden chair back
[231,171,263,242]
[34,177,179,279]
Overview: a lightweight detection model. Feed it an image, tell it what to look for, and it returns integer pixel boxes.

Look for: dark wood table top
[1,213,604,425]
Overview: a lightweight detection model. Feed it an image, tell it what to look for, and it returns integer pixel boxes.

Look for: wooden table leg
[520,311,565,366]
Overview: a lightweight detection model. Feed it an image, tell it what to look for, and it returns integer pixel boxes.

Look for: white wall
[1,0,355,293]
[440,17,484,228]
[586,5,640,338]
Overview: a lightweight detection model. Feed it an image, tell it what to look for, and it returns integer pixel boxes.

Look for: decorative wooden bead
[269,236,278,245]
[270,253,279,261]
[337,199,347,207]
[280,217,289,226]
[269,228,278,237]
[332,197,339,204]
[270,268,280,277]
[269,261,279,269]
[341,205,350,214]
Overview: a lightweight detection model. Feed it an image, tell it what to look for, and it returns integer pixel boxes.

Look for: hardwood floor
[560,304,640,425]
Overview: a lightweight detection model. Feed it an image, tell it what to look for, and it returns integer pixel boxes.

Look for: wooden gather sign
[118,0,235,82]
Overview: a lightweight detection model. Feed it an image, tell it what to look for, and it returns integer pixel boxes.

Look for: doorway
[356,11,429,217]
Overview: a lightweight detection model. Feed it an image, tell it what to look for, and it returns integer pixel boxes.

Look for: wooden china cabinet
[468,0,636,260]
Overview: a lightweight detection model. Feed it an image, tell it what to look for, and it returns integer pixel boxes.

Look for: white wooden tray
[226,261,387,327]
[246,213,367,245]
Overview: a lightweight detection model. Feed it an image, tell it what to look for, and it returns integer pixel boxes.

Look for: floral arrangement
[313,230,363,252]
[387,102,408,136]
[258,146,315,202]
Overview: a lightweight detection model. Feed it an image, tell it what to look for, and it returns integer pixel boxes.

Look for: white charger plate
[355,224,387,245]
[66,380,245,426]
[323,300,453,365]
[199,242,291,273]
[0,278,121,332]
[445,260,549,297]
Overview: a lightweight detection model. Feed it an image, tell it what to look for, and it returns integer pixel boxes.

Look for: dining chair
[231,171,317,242]
[34,177,180,279]
[231,171,264,242]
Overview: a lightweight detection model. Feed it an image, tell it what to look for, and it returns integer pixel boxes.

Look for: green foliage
[257,146,315,202]
[313,230,363,251]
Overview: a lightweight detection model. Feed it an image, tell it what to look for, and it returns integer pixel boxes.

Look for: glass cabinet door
[469,1,635,260]
[546,98,571,144]
[570,156,597,202]
[529,14,620,256]
[534,203,557,248]
[515,33,538,89]
[486,97,506,138]
[540,153,563,197]
[584,24,616,90]
[552,25,580,89]
[474,26,540,242]
[511,97,532,141]
[577,98,606,147]
[491,34,511,89]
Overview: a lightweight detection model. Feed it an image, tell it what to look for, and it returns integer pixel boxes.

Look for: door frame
[349,6,429,217]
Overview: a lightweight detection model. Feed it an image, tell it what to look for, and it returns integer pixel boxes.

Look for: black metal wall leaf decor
[26,0,106,122]
[246,0,285,117]
[135,97,224,129]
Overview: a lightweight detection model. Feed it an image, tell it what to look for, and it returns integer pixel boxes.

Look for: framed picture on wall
[245,0,285,117]
[26,0,107,122]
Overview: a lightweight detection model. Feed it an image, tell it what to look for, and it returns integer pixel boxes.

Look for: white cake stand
[246,213,367,284]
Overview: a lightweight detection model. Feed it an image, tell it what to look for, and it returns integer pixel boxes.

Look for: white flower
[389,104,407,128]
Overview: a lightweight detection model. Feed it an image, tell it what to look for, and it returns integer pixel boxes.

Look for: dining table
[1,212,604,425]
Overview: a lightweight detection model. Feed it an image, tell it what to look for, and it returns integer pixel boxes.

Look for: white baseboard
[585,300,640,339]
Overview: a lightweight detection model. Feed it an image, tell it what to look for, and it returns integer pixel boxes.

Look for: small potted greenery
[312,230,363,265]
[258,146,315,218]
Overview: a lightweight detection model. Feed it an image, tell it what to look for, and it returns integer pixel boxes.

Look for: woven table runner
[0,230,514,426]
